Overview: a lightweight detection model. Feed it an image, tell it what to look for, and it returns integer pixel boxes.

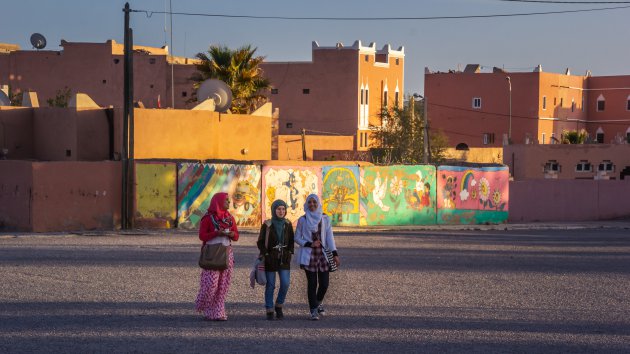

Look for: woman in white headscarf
[295,194,340,320]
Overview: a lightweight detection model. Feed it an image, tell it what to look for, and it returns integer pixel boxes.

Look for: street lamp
[506,76,512,144]
[412,93,430,164]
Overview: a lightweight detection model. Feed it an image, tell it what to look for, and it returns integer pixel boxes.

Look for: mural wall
[132,161,509,230]
[135,162,177,228]
[436,166,509,224]
[177,163,261,229]
[360,165,437,226]
[262,166,322,224]
[322,166,360,226]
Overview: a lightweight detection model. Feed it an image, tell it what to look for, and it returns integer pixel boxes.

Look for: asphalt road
[1,229,629,353]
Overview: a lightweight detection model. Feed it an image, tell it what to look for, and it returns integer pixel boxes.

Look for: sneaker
[266,311,275,321]
[317,304,326,316]
[309,309,319,321]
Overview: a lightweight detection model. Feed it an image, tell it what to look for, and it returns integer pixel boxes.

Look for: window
[582,96,585,112]
[360,89,364,104]
[150,84,154,88]
[271,88,278,94]
[395,58,400,65]
[181,91,187,97]
[302,89,310,94]
[554,97,557,105]
[542,133,546,144]
[560,98,564,107]
[383,91,388,107]
[102,79,107,84]
[576,160,592,172]
[365,55,369,62]
[626,95,630,110]
[364,133,369,147]
[598,161,614,172]
[544,160,560,173]
[596,132,604,143]
[456,143,470,150]
[571,99,575,112]
[286,123,293,129]
[149,58,156,64]
[113,58,120,64]
[472,97,481,109]
[395,92,399,107]
[482,133,495,145]
[597,94,605,111]
[365,90,369,105]
[542,96,546,110]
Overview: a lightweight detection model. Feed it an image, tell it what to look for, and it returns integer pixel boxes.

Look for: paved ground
[1,227,630,353]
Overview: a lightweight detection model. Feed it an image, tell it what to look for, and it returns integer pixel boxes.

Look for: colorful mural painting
[322,166,360,226]
[360,165,437,226]
[262,166,322,224]
[135,162,177,228]
[177,163,261,229]
[436,165,509,224]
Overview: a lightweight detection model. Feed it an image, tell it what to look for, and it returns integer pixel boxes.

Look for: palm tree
[193,45,271,114]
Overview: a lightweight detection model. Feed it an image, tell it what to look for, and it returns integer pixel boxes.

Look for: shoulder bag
[198,215,229,270]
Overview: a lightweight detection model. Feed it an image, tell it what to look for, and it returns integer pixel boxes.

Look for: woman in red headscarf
[195,192,239,321]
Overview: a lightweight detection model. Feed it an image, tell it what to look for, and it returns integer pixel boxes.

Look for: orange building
[425,65,630,148]
[260,40,404,151]
[0,40,197,109]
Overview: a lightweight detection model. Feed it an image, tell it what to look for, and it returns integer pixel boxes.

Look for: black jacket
[257,220,295,271]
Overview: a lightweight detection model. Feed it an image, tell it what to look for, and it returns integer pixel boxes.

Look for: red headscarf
[207,193,233,228]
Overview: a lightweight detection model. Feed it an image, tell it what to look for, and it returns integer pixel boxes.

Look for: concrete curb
[1,220,629,238]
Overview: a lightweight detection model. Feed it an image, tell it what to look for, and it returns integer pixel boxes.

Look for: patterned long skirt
[195,247,234,320]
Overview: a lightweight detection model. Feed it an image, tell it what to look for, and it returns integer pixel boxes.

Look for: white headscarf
[303,194,323,233]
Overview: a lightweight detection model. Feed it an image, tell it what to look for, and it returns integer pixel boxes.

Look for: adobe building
[260,40,405,153]
[425,65,630,148]
[0,40,197,109]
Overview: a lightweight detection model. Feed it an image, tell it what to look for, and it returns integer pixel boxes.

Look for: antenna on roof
[30,33,47,50]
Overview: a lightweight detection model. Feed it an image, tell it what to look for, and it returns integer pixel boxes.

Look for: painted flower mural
[478,177,490,202]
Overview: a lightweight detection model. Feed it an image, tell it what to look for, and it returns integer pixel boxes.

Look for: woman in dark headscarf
[295,194,340,320]
[257,199,294,320]
[195,192,239,321]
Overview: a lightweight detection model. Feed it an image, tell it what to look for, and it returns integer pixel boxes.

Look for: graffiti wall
[135,162,177,228]
[360,165,437,226]
[177,163,261,229]
[436,166,509,224]
[262,166,322,224]
[322,166,360,226]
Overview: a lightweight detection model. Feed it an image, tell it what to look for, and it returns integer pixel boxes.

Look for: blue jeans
[265,269,291,309]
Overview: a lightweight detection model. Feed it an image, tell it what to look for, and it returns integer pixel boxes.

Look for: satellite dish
[196,79,232,113]
[30,33,47,50]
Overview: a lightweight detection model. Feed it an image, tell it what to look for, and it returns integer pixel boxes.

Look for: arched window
[455,143,469,151]
[597,94,605,112]
[596,127,605,144]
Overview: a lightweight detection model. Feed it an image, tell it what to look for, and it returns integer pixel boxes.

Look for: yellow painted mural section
[135,162,177,228]
[444,147,504,164]
[133,108,271,160]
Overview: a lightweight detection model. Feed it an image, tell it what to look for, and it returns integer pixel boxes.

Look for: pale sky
[2,0,629,94]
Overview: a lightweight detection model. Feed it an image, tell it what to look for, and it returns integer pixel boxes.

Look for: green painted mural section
[360,165,437,226]
[322,166,360,226]
[437,209,509,225]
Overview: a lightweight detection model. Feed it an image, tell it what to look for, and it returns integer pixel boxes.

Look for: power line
[131,5,630,21]
[501,0,630,4]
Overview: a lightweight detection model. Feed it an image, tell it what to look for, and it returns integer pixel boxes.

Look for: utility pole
[122,3,135,229]
[423,96,431,164]
[169,0,175,108]
[506,76,512,143]
[122,3,130,229]
[301,128,307,161]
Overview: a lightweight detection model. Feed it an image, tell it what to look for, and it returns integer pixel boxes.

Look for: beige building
[504,144,630,180]
[261,40,404,152]
[0,40,197,109]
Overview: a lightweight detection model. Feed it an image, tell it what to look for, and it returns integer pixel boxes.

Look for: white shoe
[310,309,319,321]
